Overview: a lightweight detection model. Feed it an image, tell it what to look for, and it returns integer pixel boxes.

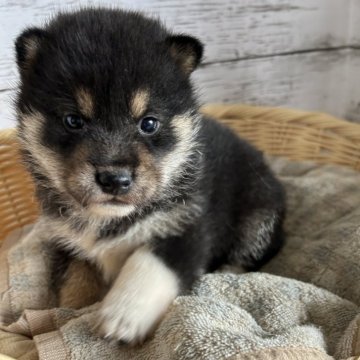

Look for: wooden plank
[349,0,360,46]
[1,48,359,129]
[342,50,360,121]
[0,0,355,91]
[194,48,360,122]
[0,89,17,129]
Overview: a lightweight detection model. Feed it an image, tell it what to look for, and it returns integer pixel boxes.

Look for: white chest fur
[39,200,202,283]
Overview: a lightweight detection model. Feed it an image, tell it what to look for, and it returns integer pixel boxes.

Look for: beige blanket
[1,157,360,360]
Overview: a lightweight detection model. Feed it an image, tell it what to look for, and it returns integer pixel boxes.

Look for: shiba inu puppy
[15,8,285,344]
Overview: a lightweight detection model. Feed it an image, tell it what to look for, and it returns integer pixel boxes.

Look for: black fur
[15,8,285,341]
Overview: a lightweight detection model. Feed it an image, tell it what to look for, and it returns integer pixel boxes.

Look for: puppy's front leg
[96,245,179,344]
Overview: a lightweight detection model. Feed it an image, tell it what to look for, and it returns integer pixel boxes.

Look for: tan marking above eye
[76,88,94,118]
[19,110,64,190]
[130,89,150,118]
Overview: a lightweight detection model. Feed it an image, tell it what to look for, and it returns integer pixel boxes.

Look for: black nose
[96,170,132,195]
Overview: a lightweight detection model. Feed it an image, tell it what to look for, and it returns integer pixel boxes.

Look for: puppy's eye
[63,114,84,131]
[138,116,159,135]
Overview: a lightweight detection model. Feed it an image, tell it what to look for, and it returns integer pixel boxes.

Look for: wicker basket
[1,104,360,243]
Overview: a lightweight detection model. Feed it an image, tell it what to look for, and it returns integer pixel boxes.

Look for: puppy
[15,8,285,344]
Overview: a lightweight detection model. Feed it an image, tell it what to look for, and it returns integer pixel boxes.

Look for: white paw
[94,247,179,344]
[96,291,160,344]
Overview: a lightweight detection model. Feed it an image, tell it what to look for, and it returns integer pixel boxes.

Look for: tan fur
[64,145,96,206]
[76,88,94,118]
[19,111,64,191]
[59,259,106,309]
[160,112,201,190]
[130,89,149,118]
[132,143,159,201]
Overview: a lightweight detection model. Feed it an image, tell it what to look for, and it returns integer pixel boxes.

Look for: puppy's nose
[96,170,132,195]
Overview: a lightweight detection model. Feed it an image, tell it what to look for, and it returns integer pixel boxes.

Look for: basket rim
[0,128,17,144]
[201,104,360,140]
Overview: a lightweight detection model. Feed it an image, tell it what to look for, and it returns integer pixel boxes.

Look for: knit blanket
[1,157,360,360]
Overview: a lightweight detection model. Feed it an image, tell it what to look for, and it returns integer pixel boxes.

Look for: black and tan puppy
[15,8,285,344]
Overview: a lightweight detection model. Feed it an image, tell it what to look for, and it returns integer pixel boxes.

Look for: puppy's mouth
[64,163,158,216]
[86,197,137,218]
[86,193,133,207]
[101,198,131,206]
[66,185,134,209]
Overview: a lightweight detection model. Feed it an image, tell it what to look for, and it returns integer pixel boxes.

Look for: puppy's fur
[15,8,285,344]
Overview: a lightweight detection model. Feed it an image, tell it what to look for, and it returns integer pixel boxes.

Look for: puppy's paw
[94,247,179,345]
[95,294,157,345]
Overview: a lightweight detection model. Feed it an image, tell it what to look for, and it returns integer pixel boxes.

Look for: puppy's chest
[70,222,147,282]
[51,202,199,281]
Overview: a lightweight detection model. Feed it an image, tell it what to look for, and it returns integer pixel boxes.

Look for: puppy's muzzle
[96,169,132,195]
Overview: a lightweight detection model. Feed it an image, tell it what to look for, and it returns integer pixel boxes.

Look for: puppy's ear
[15,28,47,72]
[166,35,203,75]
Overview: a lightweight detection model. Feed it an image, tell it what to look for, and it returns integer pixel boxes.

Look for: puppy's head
[15,9,203,219]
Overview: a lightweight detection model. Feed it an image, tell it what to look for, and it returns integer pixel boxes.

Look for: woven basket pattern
[202,104,360,169]
[0,129,39,242]
[1,104,360,242]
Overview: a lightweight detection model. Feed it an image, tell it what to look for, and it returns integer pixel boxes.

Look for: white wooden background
[0,0,359,129]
